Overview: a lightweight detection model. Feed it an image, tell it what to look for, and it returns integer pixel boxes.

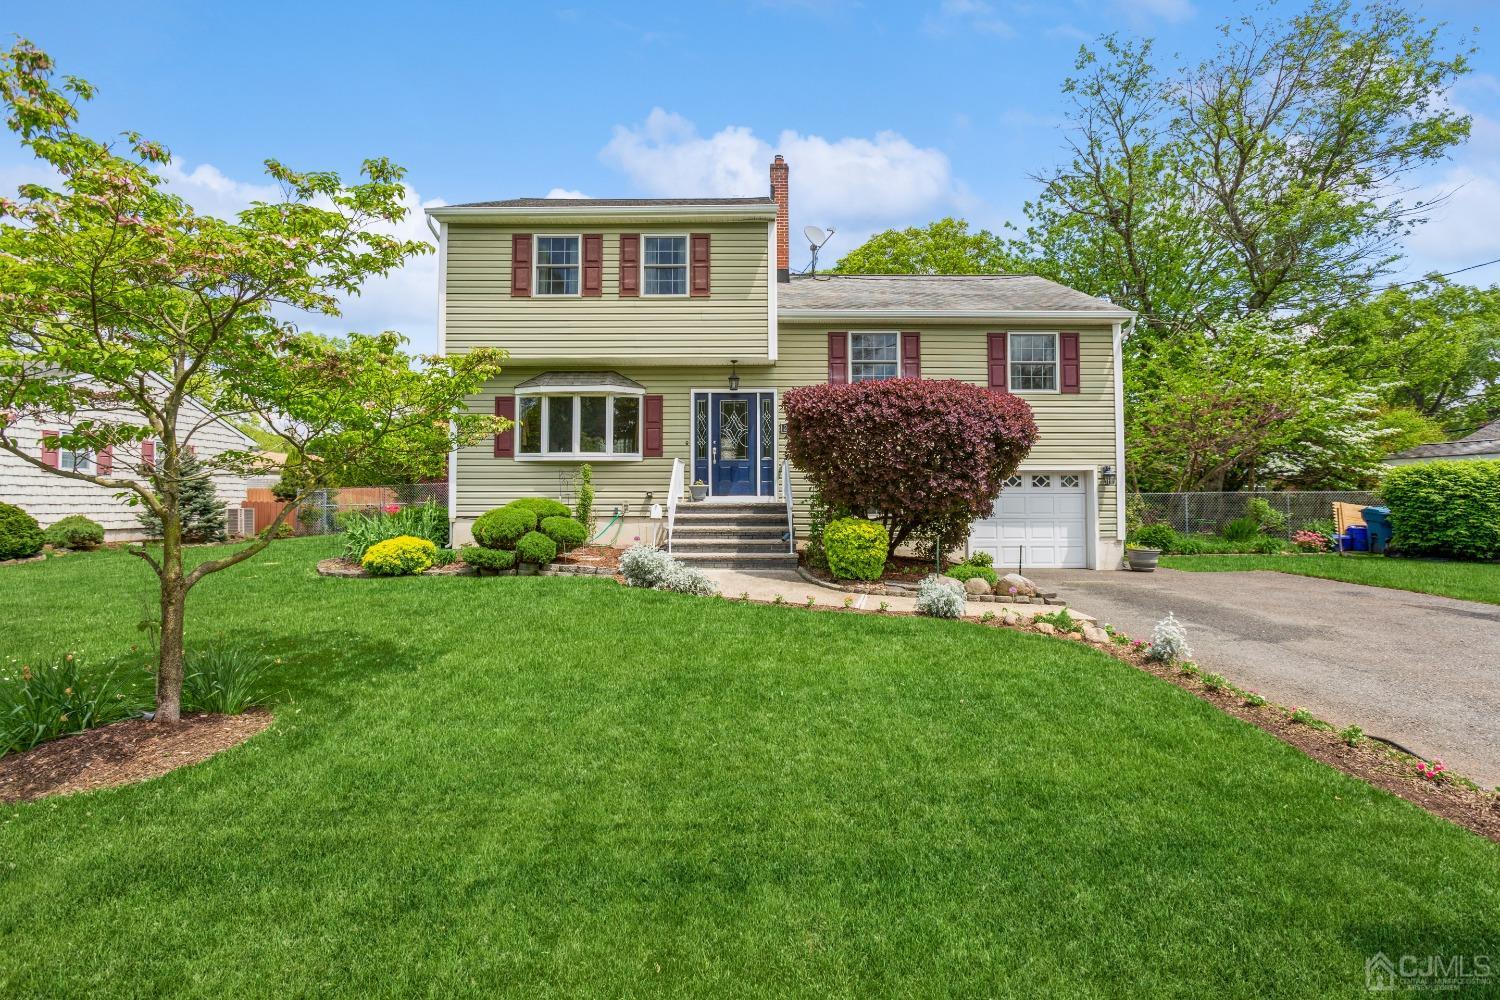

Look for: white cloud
[544,187,590,199]
[924,0,1014,38]
[1399,78,1500,283]
[600,108,971,264]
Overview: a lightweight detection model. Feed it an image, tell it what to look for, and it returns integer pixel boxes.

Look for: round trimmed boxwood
[823,516,889,581]
[360,535,438,576]
[505,497,571,521]
[0,502,44,561]
[539,515,587,549]
[515,530,558,565]
[460,545,517,574]
[472,506,536,550]
[43,514,105,550]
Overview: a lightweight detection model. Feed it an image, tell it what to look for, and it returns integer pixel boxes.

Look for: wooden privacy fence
[241,484,447,535]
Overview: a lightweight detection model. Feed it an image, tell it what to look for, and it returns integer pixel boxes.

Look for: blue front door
[710,392,757,496]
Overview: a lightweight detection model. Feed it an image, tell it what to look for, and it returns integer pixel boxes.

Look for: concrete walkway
[1028,567,1500,789]
[701,567,1088,621]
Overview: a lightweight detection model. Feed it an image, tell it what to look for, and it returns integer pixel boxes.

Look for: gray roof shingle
[514,371,646,392]
[777,274,1126,314]
[1387,419,1500,461]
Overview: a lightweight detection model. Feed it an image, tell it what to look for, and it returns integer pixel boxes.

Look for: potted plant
[690,479,709,502]
[1125,547,1160,572]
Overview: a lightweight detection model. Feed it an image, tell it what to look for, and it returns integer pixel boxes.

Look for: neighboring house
[1383,419,1500,466]
[429,156,1132,570]
[0,389,255,541]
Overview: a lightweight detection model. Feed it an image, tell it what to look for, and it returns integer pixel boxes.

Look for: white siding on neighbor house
[451,320,1122,553]
[0,398,254,540]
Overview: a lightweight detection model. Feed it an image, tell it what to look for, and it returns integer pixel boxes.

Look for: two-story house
[429,156,1132,570]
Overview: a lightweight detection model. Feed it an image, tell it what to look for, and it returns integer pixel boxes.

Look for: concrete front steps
[669,501,797,569]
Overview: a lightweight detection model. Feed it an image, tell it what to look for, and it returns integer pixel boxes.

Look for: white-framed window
[516,393,642,459]
[642,235,688,296]
[60,448,92,473]
[850,331,900,382]
[1009,332,1059,392]
[534,235,580,296]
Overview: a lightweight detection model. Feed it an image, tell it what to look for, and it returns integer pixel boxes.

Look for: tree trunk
[154,495,186,724]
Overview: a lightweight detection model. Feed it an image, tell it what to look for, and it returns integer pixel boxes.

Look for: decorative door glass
[718,399,749,461]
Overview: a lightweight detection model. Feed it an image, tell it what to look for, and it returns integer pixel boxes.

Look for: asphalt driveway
[1029,568,1500,789]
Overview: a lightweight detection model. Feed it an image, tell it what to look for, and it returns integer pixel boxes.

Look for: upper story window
[1009,333,1058,392]
[642,236,688,296]
[516,393,642,459]
[60,448,93,472]
[534,236,580,296]
[850,332,900,382]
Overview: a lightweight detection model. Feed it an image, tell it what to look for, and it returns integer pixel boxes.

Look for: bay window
[516,393,642,459]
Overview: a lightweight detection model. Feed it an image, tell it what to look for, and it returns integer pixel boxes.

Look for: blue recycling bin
[1345,524,1369,552]
[1362,506,1392,554]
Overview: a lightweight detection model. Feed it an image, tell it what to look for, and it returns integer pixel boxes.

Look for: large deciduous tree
[0,41,506,722]
[832,218,1020,275]
[1126,316,1389,491]
[1314,277,1500,436]
[783,379,1037,550]
[1024,0,1471,337]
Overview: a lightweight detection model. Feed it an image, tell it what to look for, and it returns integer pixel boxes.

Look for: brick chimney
[770,155,789,283]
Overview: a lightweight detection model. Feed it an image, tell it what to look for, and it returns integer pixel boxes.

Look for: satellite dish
[803,225,831,248]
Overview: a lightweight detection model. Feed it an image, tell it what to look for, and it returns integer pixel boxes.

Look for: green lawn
[1159,552,1500,605]
[1,538,1496,998]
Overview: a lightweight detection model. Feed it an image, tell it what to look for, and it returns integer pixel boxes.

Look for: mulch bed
[0,709,273,804]
[558,545,620,570]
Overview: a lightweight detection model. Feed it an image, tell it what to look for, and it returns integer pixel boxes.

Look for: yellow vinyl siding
[444,222,770,363]
[455,320,1119,539]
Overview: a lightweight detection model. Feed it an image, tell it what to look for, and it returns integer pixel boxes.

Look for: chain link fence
[284,483,447,536]
[1131,491,1380,540]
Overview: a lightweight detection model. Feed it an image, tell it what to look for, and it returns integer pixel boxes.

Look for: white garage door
[968,472,1089,569]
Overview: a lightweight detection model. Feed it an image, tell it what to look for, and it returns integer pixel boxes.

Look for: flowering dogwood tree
[0,41,506,722]
[783,378,1037,550]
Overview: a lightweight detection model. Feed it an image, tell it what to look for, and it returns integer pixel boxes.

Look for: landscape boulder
[963,576,992,596]
[999,573,1037,597]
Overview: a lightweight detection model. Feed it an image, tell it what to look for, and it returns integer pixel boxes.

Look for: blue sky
[6,0,1500,351]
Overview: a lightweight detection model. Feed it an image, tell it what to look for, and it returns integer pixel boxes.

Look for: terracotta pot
[1126,547,1160,572]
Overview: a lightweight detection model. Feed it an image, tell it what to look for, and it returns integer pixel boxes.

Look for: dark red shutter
[97,446,113,475]
[582,234,603,296]
[690,234,711,297]
[511,234,532,297]
[41,431,58,468]
[141,440,155,471]
[987,333,1008,391]
[643,395,664,457]
[619,234,640,296]
[827,333,848,384]
[901,332,921,379]
[1060,332,1081,393]
[494,396,515,457]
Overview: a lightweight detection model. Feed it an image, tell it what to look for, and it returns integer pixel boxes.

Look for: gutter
[427,204,778,221]
[776,308,1139,323]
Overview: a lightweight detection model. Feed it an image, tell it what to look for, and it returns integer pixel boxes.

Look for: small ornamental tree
[783,378,1038,550]
[0,42,506,723]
